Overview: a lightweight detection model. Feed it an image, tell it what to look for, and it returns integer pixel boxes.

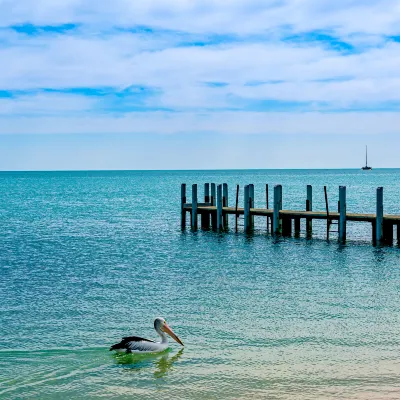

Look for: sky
[1,0,400,170]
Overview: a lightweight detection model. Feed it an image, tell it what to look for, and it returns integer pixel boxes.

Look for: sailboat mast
[366,145,368,166]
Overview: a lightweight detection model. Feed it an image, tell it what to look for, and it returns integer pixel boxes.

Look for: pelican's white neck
[155,324,168,343]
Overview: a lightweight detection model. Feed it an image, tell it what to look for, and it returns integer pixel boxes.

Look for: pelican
[110,317,184,353]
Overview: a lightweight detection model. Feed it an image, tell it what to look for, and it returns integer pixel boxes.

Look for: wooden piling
[191,184,198,230]
[217,184,223,231]
[339,186,347,242]
[249,184,255,228]
[211,183,217,229]
[181,183,400,247]
[202,183,210,229]
[244,185,250,232]
[306,185,312,237]
[223,183,229,228]
[211,183,216,205]
[294,217,301,237]
[273,185,283,235]
[376,187,383,244]
[383,221,393,245]
[266,184,270,232]
[372,221,376,245]
[324,186,330,240]
[397,224,400,246]
[235,185,239,232]
[282,217,292,237]
[181,184,186,229]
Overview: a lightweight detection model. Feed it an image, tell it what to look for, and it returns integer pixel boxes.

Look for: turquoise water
[1,169,400,399]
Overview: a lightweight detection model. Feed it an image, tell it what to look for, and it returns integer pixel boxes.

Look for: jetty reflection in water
[114,348,184,378]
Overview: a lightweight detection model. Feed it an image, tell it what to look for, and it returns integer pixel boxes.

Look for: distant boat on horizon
[362,145,372,170]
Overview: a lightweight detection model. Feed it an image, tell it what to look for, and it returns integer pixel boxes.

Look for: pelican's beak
[162,323,184,346]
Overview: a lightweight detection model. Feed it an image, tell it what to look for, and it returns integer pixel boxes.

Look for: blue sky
[1,0,400,170]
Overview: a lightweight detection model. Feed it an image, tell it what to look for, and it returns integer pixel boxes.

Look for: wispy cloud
[1,0,400,134]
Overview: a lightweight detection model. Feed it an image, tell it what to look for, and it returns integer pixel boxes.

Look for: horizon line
[1,167,398,173]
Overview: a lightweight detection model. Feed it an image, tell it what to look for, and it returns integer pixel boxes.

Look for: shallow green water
[1,170,400,399]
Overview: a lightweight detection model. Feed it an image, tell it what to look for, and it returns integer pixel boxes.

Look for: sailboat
[361,145,372,170]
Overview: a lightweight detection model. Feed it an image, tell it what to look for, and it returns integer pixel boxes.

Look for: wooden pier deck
[181,183,400,246]
[184,205,400,223]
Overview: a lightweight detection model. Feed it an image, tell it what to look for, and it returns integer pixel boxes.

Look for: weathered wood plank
[186,205,399,223]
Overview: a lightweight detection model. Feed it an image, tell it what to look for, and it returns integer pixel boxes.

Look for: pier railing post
[202,183,210,229]
[217,184,223,231]
[244,185,250,233]
[235,185,239,232]
[376,187,383,244]
[181,184,186,229]
[339,186,347,242]
[273,185,282,235]
[266,184,270,232]
[191,184,198,230]
[223,183,229,228]
[306,185,312,237]
[249,184,255,228]
[211,183,217,229]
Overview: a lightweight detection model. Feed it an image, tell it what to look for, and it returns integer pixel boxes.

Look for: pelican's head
[154,317,184,346]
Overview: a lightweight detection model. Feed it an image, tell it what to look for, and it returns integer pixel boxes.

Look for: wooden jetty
[181,183,400,246]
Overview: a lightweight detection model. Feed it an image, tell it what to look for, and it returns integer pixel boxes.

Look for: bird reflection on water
[114,348,184,378]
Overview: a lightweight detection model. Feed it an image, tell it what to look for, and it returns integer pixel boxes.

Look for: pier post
[235,185,239,232]
[306,185,312,237]
[266,184,270,232]
[282,216,292,237]
[211,183,216,205]
[396,224,400,247]
[397,224,400,246]
[372,221,376,245]
[181,184,186,229]
[191,184,198,230]
[223,183,229,228]
[273,185,283,235]
[376,187,383,244]
[211,183,217,229]
[202,183,210,229]
[294,217,301,237]
[339,186,347,242]
[249,184,255,228]
[217,184,223,231]
[244,185,250,233]
[383,221,393,245]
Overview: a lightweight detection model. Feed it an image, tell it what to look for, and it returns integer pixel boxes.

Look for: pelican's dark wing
[110,336,156,352]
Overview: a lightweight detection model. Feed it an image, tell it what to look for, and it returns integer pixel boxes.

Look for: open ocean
[1,169,400,400]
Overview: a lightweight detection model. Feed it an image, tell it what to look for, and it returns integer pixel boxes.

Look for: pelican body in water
[110,318,184,354]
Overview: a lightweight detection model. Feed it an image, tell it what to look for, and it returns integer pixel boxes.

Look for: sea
[1,169,399,400]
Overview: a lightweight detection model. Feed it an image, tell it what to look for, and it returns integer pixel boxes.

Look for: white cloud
[1,111,400,136]
[0,0,400,135]
[0,92,97,115]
